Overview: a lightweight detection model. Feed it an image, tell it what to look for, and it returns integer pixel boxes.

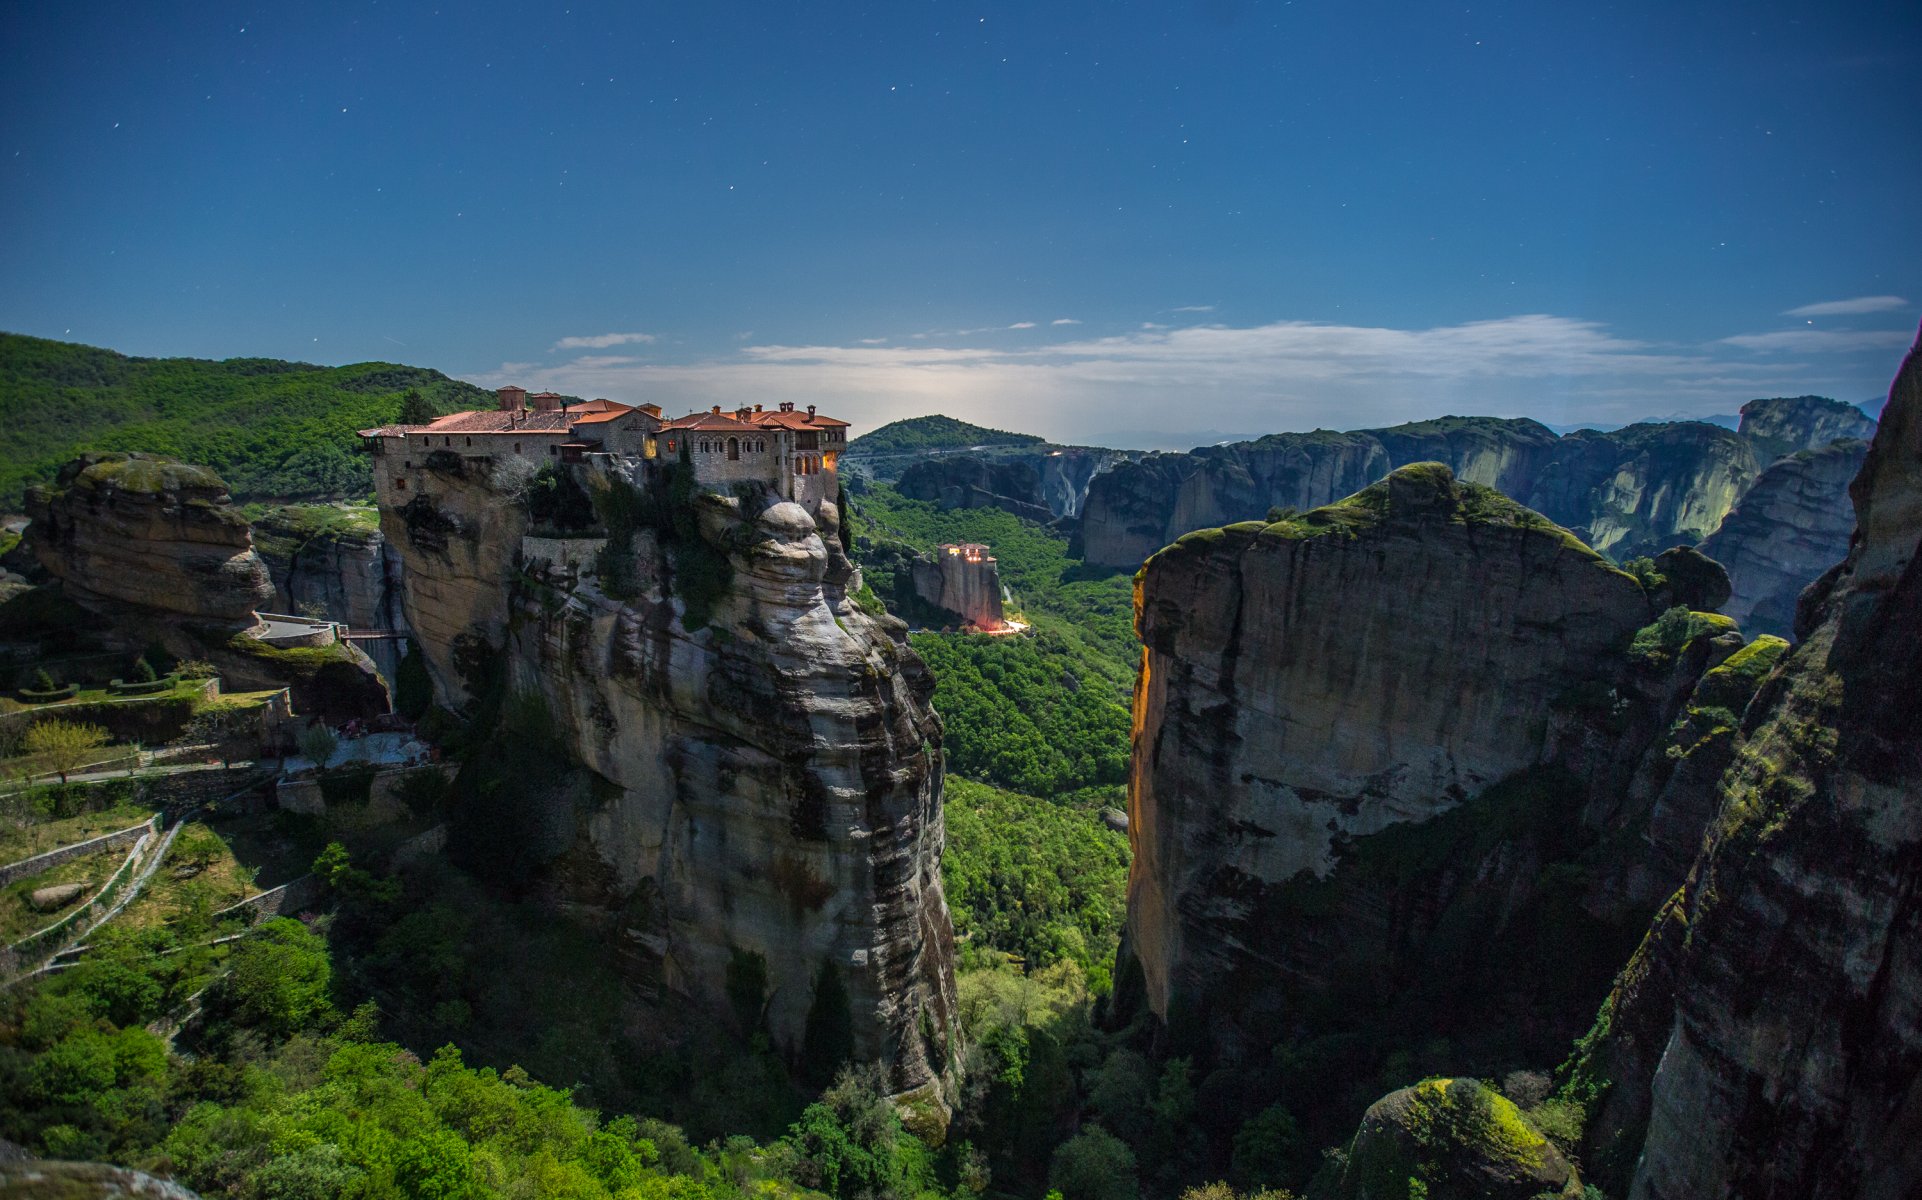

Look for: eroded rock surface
[1738,393,1878,461]
[1120,465,1691,1061]
[896,456,1052,523]
[1078,416,1767,568]
[24,453,273,625]
[379,456,959,1104]
[1696,438,1870,638]
[1571,330,1922,1200]
[252,506,410,682]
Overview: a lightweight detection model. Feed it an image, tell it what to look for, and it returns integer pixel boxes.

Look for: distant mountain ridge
[0,331,493,508]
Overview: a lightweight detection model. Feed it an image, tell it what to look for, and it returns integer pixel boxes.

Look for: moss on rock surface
[1323,1077,1580,1200]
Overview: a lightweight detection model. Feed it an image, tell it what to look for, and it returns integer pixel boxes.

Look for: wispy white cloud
[1782,295,1909,318]
[1170,304,1216,313]
[550,331,657,351]
[1008,321,1037,329]
[471,312,1905,443]
[857,337,888,345]
[1051,318,1081,326]
[1720,328,1914,353]
[565,354,644,369]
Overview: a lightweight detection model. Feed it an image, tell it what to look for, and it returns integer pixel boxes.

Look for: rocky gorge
[373,449,961,1106]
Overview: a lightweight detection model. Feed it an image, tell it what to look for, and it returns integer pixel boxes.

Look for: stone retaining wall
[213,873,325,924]
[0,814,160,887]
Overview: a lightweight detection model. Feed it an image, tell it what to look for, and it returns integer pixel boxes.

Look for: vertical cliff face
[1590,333,1922,1200]
[1077,432,1388,569]
[1120,464,1705,1070]
[1531,422,1760,559]
[252,506,411,683]
[896,456,1054,523]
[378,457,959,1104]
[1737,393,1879,461]
[24,453,274,625]
[910,545,1005,630]
[1696,438,1870,637]
[1078,416,1771,570]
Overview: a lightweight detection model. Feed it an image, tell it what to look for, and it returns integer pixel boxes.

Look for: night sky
[3,1,1917,443]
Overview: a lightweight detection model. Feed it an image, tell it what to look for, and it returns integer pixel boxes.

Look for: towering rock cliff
[376,452,959,1104]
[1568,331,1922,1200]
[1696,438,1870,638]
[1078,417,1764,569]
[1116,464,1770,1161]
[1737,393,1879,461]
[896,456,1053,523]
[24,453,274,625]
[909,543,1006,631]
[1076,431,1388,569]
[1123,467,1683,1052]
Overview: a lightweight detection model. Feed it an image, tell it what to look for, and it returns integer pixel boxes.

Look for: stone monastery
[359,385,850,510]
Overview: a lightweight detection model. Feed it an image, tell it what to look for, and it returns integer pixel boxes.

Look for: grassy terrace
[113,820,258,934]
[1,845,129,942]
[0,801,153,864]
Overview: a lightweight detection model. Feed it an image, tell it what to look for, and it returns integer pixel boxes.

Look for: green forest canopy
[846,414,1045,457]
[0,332,494,508]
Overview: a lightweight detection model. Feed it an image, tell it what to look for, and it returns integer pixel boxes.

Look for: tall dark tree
[397,388,437,426]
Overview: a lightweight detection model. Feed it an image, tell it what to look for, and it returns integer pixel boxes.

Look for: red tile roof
[746,409,850,430]
[665,411,759,431]
[571,405,644,425]
[420,410,576,433]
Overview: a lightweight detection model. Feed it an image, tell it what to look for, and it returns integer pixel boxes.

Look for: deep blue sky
[3,1,1917,443]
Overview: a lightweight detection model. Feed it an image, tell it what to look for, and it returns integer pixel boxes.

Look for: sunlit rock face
[378,455,959,1104]
[24,452,274,625]
[1697,437,1870,638]
[1119,464,1669,1060]
[910,543,1005,630]
[1598,332,1922,1200]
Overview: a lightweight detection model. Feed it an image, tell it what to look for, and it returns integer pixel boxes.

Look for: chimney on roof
[498,385,527,413]
[754,403,764,412]
[805,404,816,422]
[711,405,722,415]
[780,402,794,413]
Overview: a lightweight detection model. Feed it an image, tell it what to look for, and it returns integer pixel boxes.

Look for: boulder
[28,882,87,912]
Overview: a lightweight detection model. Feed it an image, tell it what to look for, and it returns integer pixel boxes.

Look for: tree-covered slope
[0,332,493,507]
[846,480,1137,796]
[846,413,1044,457]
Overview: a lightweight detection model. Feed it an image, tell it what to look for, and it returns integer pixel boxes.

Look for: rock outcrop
[1696,438,1870,638]
[896,456,1053,523]
[1568,329,1922,1200]
[1076,431,1388,569]
[1115,463,1769,1158]
[909,543,1005,630]
[1078,416,1765,569]
[23,453,273,625]
[1319,1078,1580,1200]
[1121,467,1683,1057]
[1737,393,1878,461]
[377,453,959,1104]
[252,506,411,683]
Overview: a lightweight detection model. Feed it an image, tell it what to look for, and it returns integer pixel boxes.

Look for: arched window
[727,437,740,461]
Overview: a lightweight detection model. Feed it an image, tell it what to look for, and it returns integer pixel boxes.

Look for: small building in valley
[912,543,1007,631]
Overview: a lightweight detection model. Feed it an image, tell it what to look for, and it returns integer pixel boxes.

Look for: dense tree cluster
[0,332,490,506]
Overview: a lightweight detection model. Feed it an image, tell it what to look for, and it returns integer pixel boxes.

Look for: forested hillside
[846,480,1136,796]
[846,414,1044,458]
[0,332,492,507]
